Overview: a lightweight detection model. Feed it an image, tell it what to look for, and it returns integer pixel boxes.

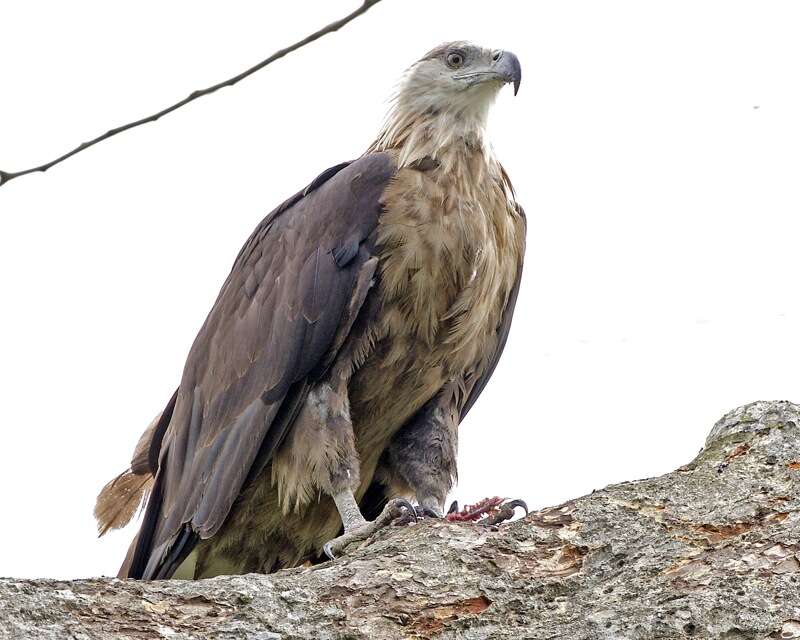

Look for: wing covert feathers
[125,152,396,579]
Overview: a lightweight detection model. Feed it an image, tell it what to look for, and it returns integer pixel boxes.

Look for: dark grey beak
[494,50,522,96]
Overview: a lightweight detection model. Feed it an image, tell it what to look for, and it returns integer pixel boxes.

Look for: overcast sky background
[1,0,799,579]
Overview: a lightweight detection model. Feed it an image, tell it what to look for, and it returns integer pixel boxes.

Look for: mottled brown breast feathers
[347,146,525,470]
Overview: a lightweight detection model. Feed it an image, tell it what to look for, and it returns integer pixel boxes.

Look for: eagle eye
[446,51,465,68]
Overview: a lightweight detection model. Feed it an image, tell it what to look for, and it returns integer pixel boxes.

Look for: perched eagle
[96,42,526,579]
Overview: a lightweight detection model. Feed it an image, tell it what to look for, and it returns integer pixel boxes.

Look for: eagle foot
[323,498,416,560]
[445,497,528,525]
[391,503,441,526]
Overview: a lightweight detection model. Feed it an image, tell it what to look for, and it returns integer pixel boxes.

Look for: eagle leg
[379,391,459,521]
[323,493,416,560]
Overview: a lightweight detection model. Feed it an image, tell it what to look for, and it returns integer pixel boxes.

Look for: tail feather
[95,403,170,537]
[94,469,153,537]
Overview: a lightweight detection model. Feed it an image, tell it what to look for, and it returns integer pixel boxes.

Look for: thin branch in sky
[0,0,384,189]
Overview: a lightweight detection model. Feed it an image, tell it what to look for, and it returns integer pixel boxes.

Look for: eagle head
[371,42,521,162]
[400,42,521,118]
[414,42,522,98]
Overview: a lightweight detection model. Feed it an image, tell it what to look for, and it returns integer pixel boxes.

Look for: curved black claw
[505,499,529,515]
[482,499,529,526]
[418,506,443,519]
[447,500,459,515]
[390,499,419,526]
[393,498,417,518]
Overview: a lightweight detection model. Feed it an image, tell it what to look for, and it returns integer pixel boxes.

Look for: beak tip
[501,50,522,96]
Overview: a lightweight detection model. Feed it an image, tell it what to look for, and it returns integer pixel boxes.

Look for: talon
[391,498,420,526]
[392,498,417,519]
[419,506,443,519]
[447,500,459,515]
[323,542,336,561]
[481,498,529,526]
[504,499,528,516]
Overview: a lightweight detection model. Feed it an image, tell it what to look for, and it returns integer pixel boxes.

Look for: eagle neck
[368,106,493,171]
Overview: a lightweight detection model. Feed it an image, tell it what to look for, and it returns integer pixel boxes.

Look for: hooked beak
[493,50,522,96]
[454,50,522,96]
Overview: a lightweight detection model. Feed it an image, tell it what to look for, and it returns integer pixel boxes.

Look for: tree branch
[3,400,800,638]
[0,0,384,189]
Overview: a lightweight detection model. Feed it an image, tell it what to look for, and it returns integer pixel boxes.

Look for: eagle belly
[348,158,521,481]
[184,156,522,578]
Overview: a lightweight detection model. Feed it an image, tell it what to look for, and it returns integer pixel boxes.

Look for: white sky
[1,0,799,580]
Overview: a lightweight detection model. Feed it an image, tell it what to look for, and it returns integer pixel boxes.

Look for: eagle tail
[95,391,178,538]
[94,468,153,537]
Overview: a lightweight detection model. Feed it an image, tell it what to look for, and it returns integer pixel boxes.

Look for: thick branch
[0,0,384,189]
[2,400,799,639]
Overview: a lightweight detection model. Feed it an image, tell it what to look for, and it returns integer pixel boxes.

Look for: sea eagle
[96,42,526,579]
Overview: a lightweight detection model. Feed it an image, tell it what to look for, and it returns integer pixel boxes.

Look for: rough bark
[2,400,800,639]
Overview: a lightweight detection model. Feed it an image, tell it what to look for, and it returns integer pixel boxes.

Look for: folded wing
[124,153,396,579]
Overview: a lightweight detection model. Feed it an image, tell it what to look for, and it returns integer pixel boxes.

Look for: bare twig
[0,0,384,189]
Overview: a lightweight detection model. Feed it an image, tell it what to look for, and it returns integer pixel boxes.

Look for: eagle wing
[125,153,395,579]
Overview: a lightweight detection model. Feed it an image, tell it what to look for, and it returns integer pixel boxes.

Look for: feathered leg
[382,389,528,526]
[380,391,459,517]
[272,377,415,561]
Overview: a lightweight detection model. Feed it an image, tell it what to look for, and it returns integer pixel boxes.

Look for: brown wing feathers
[124,153,396,579]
